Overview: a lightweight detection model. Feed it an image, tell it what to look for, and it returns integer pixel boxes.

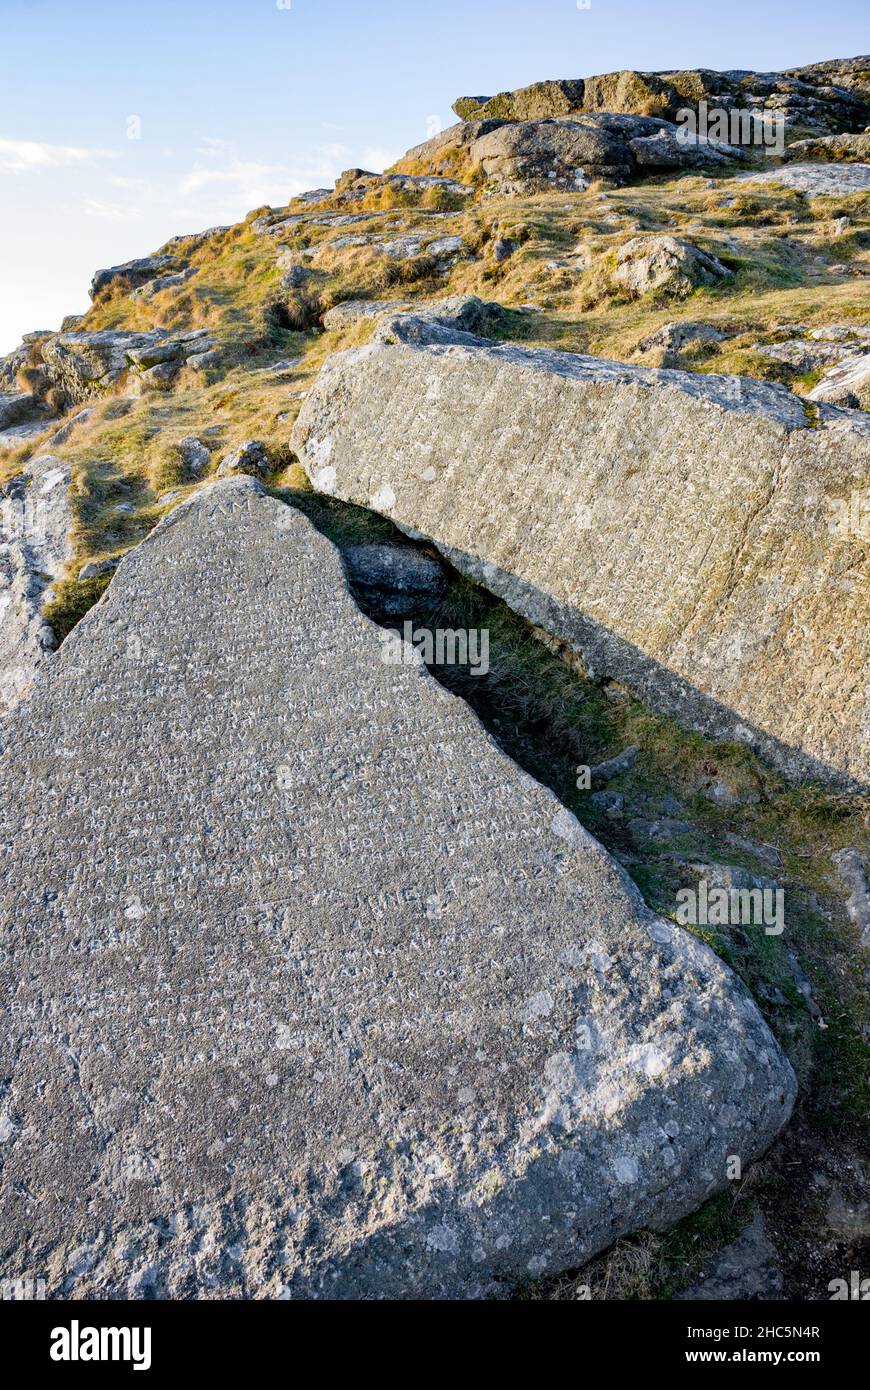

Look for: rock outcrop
[293,306,870,790]
[399,60,870,195]
[453,61,870,136]
[332,168,473,203]
[0,453,72,717]
[0,478,795,1299]
[398,113,744,193]
[131,266,198,301]
[38,328,218,406]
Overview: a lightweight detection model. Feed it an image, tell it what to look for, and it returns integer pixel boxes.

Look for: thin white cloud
[177,139,399,210]
[82,198,142,221]
[0,137,118,174]
[178,141,356,208]
[110,175,154,193]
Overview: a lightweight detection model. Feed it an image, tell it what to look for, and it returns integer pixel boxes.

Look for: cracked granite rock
[0,479,795,1299]
[0,453,72,718]
[293,307,870,790]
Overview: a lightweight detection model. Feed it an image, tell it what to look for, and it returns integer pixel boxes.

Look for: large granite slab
[292,305,870,790]
[0,479,795,1298]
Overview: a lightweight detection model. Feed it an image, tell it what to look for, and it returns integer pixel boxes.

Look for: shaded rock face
[0,454,72,717]
[342,541,448,616]
[293,311,870,791]
[89,255,178,300]
[393,294,517,341]
[454,61,870,136]
[0,391,42,431]
[0,390,54,449]
[0,479,795,1299]
[612,237,732,299]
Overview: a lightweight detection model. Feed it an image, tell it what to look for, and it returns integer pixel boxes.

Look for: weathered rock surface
[0,343,31,390]
[333,168,472,203]
[0,478,796,1299]
[806,352,870,409]
[752,329,870,381]
[293,309,870,790]
[754,340,854,373]
[159,226,231,254]
[741,162,870,195]
[322,299,406,330]
[612,237,732,299]
[176,436,211,475]
[454,79,587,122]
[785,132,870,163]
[0,454,72,717]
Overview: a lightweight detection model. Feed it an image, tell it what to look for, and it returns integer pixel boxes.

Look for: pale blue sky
[1,0,867,351]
